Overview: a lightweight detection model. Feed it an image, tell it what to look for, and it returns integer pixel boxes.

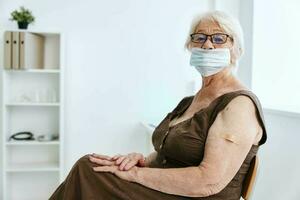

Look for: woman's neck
[196,67,243,99]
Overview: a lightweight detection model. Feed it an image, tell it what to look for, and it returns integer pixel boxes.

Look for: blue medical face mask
[189,47,231,77]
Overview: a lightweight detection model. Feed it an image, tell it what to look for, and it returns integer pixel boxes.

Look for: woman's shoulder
[225,94,257,111]
[218,89,262,109]
[215,89,267,146]
[216,89,265,126]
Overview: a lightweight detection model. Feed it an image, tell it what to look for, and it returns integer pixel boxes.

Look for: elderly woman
[50,10,267,200]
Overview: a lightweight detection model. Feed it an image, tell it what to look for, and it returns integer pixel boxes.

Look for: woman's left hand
[92,165,139,182]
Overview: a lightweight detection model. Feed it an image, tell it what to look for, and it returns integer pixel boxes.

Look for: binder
[19,32,44,69]
[12,31,19,69]
[4,31,12,69]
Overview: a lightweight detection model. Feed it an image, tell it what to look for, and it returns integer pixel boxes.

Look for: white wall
[252,0,300,112]
[0,0,216,179]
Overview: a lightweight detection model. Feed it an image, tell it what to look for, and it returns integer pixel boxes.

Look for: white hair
[185,10,245,74]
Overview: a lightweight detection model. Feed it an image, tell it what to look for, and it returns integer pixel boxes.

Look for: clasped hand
[88,152,145,182]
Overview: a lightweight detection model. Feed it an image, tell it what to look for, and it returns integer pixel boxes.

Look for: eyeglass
[190,33,232,44]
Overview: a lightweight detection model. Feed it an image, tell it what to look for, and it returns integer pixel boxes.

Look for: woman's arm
[134,95,262,197]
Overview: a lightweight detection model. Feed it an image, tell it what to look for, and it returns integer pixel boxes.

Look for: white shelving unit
[0,29,65,200]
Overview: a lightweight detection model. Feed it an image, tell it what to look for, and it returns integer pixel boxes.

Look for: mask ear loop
[228,44,239,76]
[220,36,237,75]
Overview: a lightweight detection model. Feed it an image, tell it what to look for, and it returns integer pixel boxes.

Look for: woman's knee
[75,154,91,166]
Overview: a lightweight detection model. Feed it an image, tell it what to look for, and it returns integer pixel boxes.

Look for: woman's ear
[187,41,192,50]
[229,45,239,65]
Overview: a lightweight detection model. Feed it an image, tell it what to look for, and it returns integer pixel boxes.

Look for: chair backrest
[241,155,259,200]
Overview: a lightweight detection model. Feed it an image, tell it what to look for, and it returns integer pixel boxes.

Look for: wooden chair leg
[241,156,259,200]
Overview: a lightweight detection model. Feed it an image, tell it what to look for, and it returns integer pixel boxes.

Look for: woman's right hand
[89,152,146,171]
[111,152,146,171]
[89,153,116,166]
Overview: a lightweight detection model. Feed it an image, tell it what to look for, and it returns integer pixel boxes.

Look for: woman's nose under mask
[190,47,231,77]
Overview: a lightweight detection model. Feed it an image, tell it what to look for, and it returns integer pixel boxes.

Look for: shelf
[5,102,60,107]
[6,163,60,172]
[3,29,62,35]
[3,69,60,73]
[6,141,59,146]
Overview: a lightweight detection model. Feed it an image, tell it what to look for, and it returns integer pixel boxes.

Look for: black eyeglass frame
[190,33,233,44]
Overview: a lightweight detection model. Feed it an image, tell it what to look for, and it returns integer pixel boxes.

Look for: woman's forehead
[195,19,224,33]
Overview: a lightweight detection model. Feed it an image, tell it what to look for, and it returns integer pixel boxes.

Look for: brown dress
[49,89,267,200]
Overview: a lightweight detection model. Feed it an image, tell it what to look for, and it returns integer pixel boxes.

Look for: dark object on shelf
[9,131,35,141]
[37,134,59,142]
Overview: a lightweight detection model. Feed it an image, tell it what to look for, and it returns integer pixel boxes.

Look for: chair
[241,155,259,200]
